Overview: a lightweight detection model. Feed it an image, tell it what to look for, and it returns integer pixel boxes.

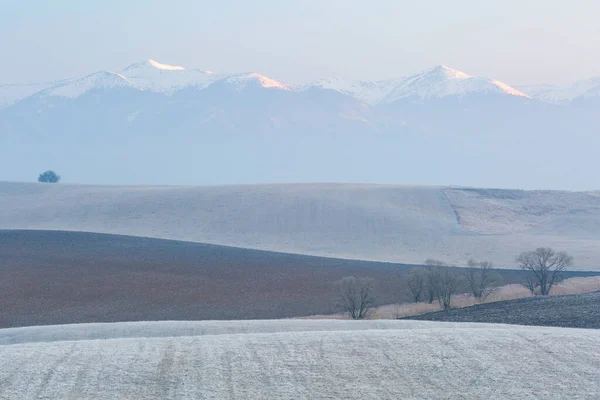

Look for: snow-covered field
[2,182,600,269]
[0,320,599,399]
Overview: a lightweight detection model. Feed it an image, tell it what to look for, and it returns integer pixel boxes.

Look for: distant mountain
[379,65,530,103]
[517,77,600,105]
[0,82,54,108]
[305,65,530,105]
[0,61,532,108]
[0,60,598,187]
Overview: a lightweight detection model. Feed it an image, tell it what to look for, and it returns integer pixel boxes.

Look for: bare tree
[516,248,573,296]
[423,267,440,304]
[435,268,461,310]
[523,275,538,295]
[407,270,425,303]
[423,259,446,304]
[464,259,498,300]
[335,276,376,320]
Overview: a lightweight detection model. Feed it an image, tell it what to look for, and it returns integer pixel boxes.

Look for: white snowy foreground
[1,320,599,399]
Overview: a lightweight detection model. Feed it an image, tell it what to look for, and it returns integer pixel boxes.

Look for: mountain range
[1,60,599,188]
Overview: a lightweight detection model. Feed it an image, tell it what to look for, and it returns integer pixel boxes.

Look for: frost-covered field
[1,320,599,399]
[2,182,600,268]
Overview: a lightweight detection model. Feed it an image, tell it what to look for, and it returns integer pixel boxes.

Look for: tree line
[335,247,573,320]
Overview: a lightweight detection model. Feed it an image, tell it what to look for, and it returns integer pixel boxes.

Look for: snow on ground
[0,320,599,399]
[2,182,600,269]
[0,319,489,346]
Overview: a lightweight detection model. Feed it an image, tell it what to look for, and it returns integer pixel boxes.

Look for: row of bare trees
[408,259,496,310]
[335,247,572,320]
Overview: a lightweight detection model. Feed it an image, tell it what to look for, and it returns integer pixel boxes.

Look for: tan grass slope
[2,182,600,269]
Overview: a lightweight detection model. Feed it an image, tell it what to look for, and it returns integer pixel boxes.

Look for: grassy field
[1,320,599,399]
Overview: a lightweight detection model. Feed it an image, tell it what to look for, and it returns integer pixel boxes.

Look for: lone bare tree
[335,276,376,320]
[423,259,446,304]
[436,268,461,310]
[407,270,425,303]
[516,248,573,296]
[464,259,498,300]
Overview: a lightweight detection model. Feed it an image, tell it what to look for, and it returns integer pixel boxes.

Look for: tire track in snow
[34,342,78,398]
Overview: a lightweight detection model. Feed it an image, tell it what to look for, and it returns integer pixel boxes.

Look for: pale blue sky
[1,0,598,85]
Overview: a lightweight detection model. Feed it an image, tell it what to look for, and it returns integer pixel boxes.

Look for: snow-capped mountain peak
[380,65,531,103]
[120,59,217,94]
[147,59,185,71]
[222,73,291,91]
[122,59,186,72]
[304,65,529,105]
[426,65,472,80]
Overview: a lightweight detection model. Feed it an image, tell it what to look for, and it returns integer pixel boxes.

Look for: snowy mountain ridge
[2,59,584,108]
[517,76,600,104]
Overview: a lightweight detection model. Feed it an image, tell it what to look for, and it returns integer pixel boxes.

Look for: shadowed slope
[0,230,597,328]
[0,230,414,327]
[5,230,584,328]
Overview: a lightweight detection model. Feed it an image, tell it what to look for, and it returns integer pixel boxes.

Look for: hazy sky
[1,0,598,85]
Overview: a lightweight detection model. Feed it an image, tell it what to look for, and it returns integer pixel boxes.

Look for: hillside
[405,291,600,328]
[2,182,600,269]
[1,320,599,399]
[0,230,596,328]
[0,229,410,328]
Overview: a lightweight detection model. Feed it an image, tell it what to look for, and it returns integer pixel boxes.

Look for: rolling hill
[2,182,600,269]
[1,320,599,399]
[6,229,573,328]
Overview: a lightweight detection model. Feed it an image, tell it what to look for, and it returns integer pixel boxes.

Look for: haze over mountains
[1,60,599,188]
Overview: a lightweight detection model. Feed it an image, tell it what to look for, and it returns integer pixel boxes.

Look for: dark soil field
[404,291,600,329]
[1,230,597,328]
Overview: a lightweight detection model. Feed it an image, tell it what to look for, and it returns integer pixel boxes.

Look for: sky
[1,0,598,86]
